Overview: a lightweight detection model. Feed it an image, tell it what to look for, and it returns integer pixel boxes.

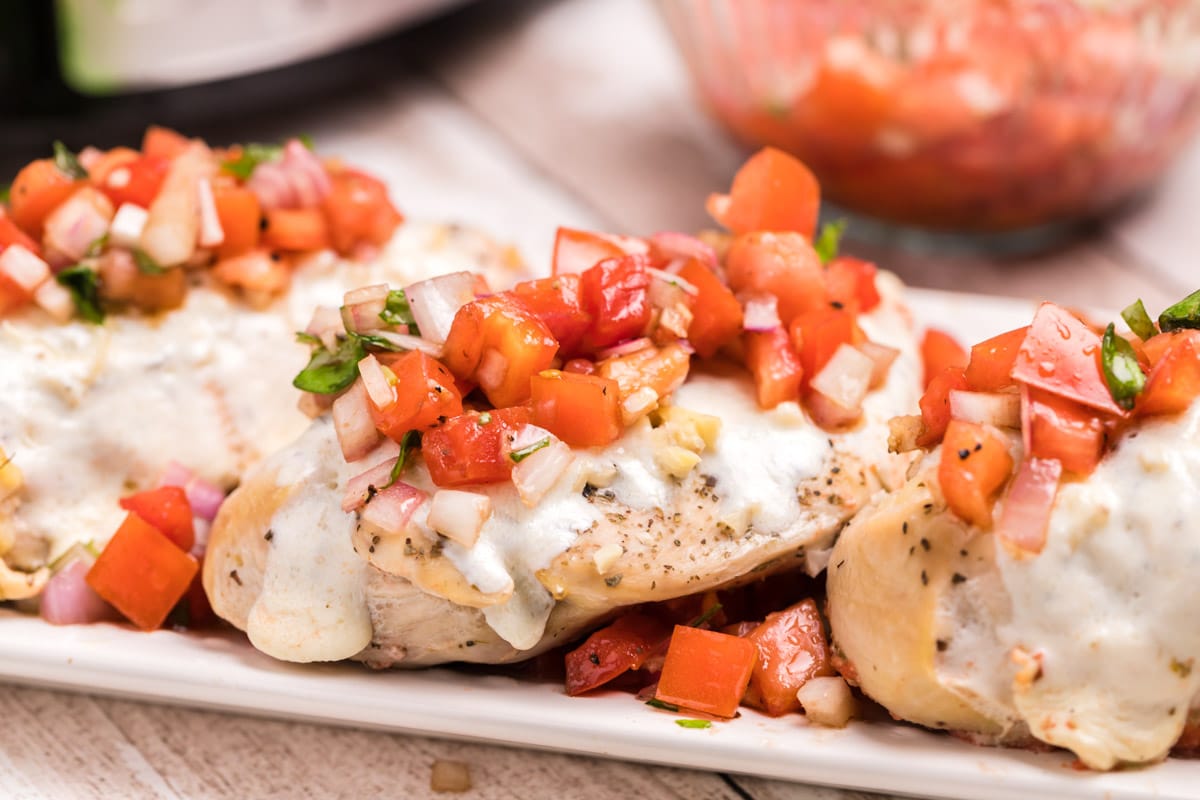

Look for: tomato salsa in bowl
[659,0,1200,233]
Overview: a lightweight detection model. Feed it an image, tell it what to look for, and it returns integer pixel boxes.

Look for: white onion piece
[109,203,149,250]
[403,272,476,343]
[362,330,444,357]
[305,305,345,352]
[297,391,332,419]
[343,283,388,305]
[32,275,73,321]
[42,187,114,263]
[508,424,556,455]
[195,178,225,248]
[360,481,428,535]
[141,144,208,267]
[333,380,381,463]
[857,341,900,389]
[797,676,857,728]
[0,245,50,292]
[476,348,509,394]
[621,386,660,424]
[357,354,395,409]
[650,231,718,270]
[809,344,874,428]
[342,458,397,512]
[996,457,1062,556]
[949,390,1021,429]
[427,490,492,547]
[512,440,573,507]
[40,560,116,626]
[341,298,388,334]
[740,293,781,332]
[595,337,653,361]
[646,267,699,296]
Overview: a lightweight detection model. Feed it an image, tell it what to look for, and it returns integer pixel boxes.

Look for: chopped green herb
[645,698,679,712]
[295,331,322,346]
[52,140,88,179]
[350,331,405,352]
[221,142,283,180]
[133,249,166,275]
[1158,289,1200,333]
[84,233,108,259]
[509,436,551,463]
[298,133,316,151]
[55,265,104,324]
[675,719,712,729]
[477,412,493,426]
[379,289,420,333]
[813,218,847,265]
[0,183,10,204]
[1121,299,1157,341]
[384,430,421,489]
[687,602,723,628]
[1101,323,1146,410]
[292,335,365,394]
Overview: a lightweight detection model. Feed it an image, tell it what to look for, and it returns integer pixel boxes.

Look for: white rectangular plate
[1,289,1195,800]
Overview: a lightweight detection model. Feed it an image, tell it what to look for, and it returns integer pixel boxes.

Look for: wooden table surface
[5,1,1199,798]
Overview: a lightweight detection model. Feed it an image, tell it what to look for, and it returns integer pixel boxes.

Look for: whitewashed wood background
[5,0,1199,797]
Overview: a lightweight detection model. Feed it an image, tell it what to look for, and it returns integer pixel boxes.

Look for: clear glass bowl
[659,0,1200,232]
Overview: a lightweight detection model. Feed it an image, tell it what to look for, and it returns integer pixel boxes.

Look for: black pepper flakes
[957,448,971,460]
[229,569,242,586]
[920,570,928,586]
[589,653,600,665]
[605,574,623,587]
[936,639,948,652]
[920,538,931,552]
[951,573,966,584]
[264,530,274,542]
[902,522,909,534]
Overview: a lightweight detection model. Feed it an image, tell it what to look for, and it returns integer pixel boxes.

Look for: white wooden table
[5,0,1199,797]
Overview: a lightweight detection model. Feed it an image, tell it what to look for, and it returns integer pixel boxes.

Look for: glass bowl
[658,0,1200,233]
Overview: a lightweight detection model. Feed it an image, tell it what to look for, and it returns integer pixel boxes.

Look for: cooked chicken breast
[828,403,1200,770]
[0,223,517,597]
[204,274,922,667]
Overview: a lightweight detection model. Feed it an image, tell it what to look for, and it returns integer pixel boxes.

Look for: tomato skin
[938,420,1014,529]
[97,155,169,209]
[263,208,330,251]
[118,486,195,553]
[706,147,820,239]
[725,231,827,325]
[825,256,880,313]
[1139,331,1200,417]
[9,159,79,238]
[564,613,670,696]
[965,326,1029,391]
[422,406,532,488]
[86,512,199,631]
[141,126,191,160]
[1012,303,1126,416]
[918,367,969,447]
[0,213,40,256]
[579,254,653,351]
[370,351,463,442]
[656,625,758,718]
[531,370,623,447]
[676,258,743,358]
[213,186,262,258]
[1022,387,1106,475]
[511,274,591,357]
[744,328,803,409]
[790,307,862,391]
[744,598,833,717]
[322,169,404,256]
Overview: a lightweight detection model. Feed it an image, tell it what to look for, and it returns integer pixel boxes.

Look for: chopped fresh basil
[645,698,679,712]
[52,140,88,179]
[55,265,104,324]
[350,331,405,352]
[1121,298,1157,340]
[84,233,108,259]
[295,332,322,346]
[675,719,712,729]
[477,411,493,426]
[1158,289,1200,333]
[509,436,550,463]
[1101,323,1146,411]
[813,218,847,265]
[133,249,166,275]
[292,335,365,394]
[687,602,723,628]
[379,289,420,333]
[384,430,421,489]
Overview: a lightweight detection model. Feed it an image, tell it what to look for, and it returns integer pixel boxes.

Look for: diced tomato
[370,351,463,442]
[656,625,758,718]
[725,231,827,325]
[9,159,79,239]
[825,256,881,313]
[921,328,969,389]
[212,186,262,258]
[918,367,969,447]
[141,125,191,160]
[211,249,290,294]
[596,343,691,402]
[676,258,743,358]
[790,307,862,390]
[1022,387,1106,475]
[86,513,199,631]
[1139,331,1200,417]
[706,147,820,239]
[86,147,139,186]
[1012,303,1126,416]
[182,559,217,629]
[96,155,169,209]
[743,328,803,409]
[422,406,532,488]
[511,274,591,356]
[1140,332,1180,367]
[564,613,670,696]
[552,226,648,275]
[322,168,404,256]
[118,486,195,553]
[0,271,30,316]
[531,370,623,447]
[964,326,1029,392]
[938,420,1014,529]
[579,254,653,352]
[442,295,560,408]
[744,598,833,717]
[262,208,330,252]
[0,213,40,256]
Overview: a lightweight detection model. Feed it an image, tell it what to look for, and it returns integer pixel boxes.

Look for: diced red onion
[360,480,428,535]
[247,162,291,210]
[996,457,1062,556]
[476,348,509,394]
[282,139,331,200]
[363,330,444,357]
[32,276,73,321]
[950,390,1021,429]
[403,272,476,343]
[157,461,226,522]
[297,391,333,419]
[108,203,149,250]
[40,560,117,626]
[357,354,395,409]
[809,344,874,428]
[512,440,573,507]
[305,305,345,352]
[857,341,900,389]
[196,178,225,248]
[43,187,114,263]
[342,458,398,512]
[741,293,781,332]
[77,146,105,171]
[595,337,653,361]
[341,291,388,334]
[508,424,557,455]
[427,489,492,547]
[650,231,718,270]
[0,245,50,292]
[159,460,194,489]
[248,140,332,210]
[333,380,381,463]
